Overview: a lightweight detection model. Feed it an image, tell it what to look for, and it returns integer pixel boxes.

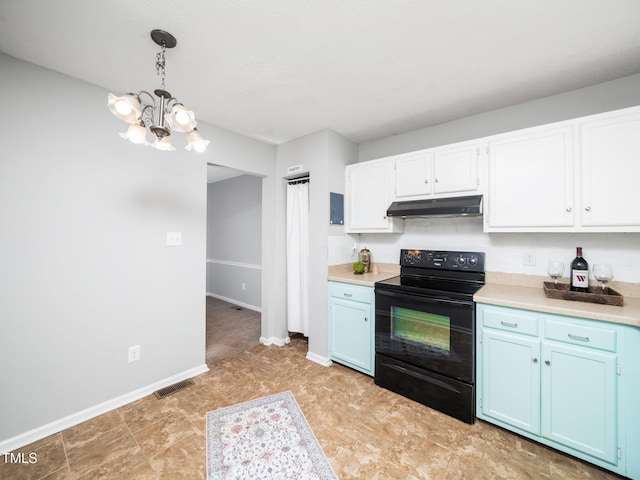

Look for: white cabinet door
[433,142,480,195]
[345,160,403,233]
[580,107,640,229]
[486,125,575,230]
[395,151,431,198]
[395,143,481,199]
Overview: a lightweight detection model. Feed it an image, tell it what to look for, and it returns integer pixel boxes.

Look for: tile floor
[0,337,626,479]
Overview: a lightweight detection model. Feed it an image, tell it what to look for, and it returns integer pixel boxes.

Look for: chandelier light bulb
[107,93,141,124]
[115,100,132,116]
[185,129,209,153]
[193,141,207,153]
[152,135,176,151]
[167,104,197,133]
[175,110,191,125]
[121,123,147,144]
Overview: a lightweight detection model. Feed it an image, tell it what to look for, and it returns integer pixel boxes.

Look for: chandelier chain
[156,42,166,90]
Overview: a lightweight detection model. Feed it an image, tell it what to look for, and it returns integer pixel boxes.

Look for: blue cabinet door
[541,342,617,464]
[481,329,541,435]
[329,297,373,374]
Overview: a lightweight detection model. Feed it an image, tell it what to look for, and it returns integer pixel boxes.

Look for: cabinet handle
[545,360,550,365]
[364,317,368,322]
[500,320,518,328]
[424,179,429,183]
[568,333,590,342]
[585,206,591,212]
[566,207,572,212]
[343,293,353,298]
[532,357,538,363]
[435,178,439,183]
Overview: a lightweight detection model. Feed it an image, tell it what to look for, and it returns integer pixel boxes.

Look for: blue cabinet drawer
[329,282,373,304]
[481,305,539,337]
[544,319,617,352]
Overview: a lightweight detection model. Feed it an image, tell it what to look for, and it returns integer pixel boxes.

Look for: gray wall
[206,175,262,309]
[360,73,640,161]
[0,52,277,450]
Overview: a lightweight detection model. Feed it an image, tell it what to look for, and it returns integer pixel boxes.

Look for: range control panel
[400,249,485,272]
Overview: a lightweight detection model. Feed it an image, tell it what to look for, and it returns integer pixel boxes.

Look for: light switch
[166,232,182,246]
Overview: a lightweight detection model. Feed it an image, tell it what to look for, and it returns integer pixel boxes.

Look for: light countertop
[328,266,640,328]
[475,282,640,328]
[328,263,399,287]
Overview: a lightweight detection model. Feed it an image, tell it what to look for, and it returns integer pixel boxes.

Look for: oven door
[375,287,475,383]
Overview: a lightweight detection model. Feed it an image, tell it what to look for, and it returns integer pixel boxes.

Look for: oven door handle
[375,289,473,308]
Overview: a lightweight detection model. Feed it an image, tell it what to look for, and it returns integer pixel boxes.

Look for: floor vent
[154,379,194,399]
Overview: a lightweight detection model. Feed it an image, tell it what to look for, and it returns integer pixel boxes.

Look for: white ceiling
[1,1,639,145]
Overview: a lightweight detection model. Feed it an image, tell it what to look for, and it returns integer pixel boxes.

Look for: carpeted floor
[205,296,261,365]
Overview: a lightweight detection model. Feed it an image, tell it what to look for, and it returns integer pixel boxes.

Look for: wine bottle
[570,247,589,292]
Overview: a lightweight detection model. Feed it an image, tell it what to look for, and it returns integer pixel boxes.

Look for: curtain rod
[288,175,309,185]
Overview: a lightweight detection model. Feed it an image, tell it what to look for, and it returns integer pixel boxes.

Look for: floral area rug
[206,391,337,479]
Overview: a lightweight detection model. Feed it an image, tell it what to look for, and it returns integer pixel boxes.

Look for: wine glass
[547,261,565,286]
[592,264,613,292]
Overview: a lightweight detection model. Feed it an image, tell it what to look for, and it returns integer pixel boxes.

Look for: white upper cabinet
[580,108,640,229]
[486,124,575,230]
[433,141,481,195]
[395,141,481,200]
[485,106,640,233]
[395,150,432,198]
[348,106,640,234]
[345,158,403,233]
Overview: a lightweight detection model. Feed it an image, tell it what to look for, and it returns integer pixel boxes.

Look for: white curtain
[286,180,310,336]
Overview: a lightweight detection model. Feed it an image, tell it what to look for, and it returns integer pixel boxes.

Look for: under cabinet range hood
[386,195,483,218]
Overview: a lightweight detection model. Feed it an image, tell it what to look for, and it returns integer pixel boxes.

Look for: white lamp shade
[118,123,147,144]
[152,136,176,151]
[166,104,197,133]
[185,129,209,152]
[107,93,142,124]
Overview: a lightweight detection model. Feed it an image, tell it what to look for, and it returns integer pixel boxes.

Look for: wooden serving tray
[543,282,624,306]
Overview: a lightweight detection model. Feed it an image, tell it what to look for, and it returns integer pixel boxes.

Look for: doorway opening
[205,164,263,364]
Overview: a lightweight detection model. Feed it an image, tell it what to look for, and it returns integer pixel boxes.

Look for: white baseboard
[306,351,333,367]
[206,292,261,313]
[0,364,209,454]
[259,336,290,347]
[258,338,332,368]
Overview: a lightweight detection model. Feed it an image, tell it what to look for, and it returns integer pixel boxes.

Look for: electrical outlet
[166,232,182,246]
[523,250,537,266]
[241,282,246,291]
[128,345,141,363]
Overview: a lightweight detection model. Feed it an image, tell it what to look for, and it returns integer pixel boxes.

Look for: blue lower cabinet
[481,329,540,435]
[541,341,617,463]
[477,303,639,478]
[329,282,374,376]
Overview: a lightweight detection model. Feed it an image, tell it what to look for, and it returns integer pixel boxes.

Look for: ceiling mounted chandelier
[107,29,209,153]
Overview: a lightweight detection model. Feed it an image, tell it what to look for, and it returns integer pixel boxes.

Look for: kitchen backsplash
[329,216,640,284]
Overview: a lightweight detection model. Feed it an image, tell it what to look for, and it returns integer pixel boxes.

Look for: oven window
[391,306,451,352]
